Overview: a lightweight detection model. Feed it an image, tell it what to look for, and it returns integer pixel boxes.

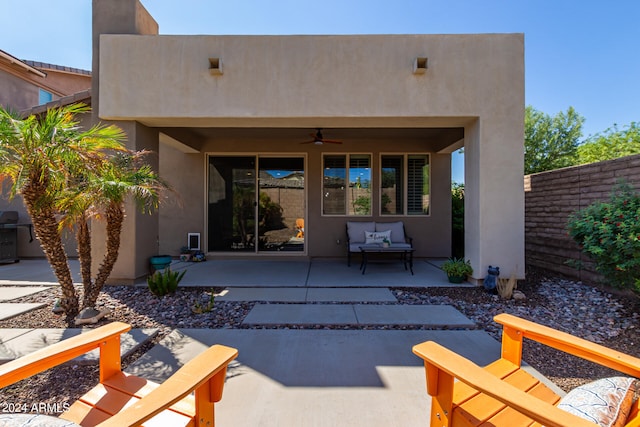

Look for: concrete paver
[0,287,49,301]
[242,303,475,327]
[243,304,358,325]
[216,287,308,302]
[306,287,396,302]
[353,304,475,327]
[216,287,397,303]
[0,303,46,321]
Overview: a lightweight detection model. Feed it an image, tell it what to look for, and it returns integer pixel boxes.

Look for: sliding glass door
[208,155,305,253]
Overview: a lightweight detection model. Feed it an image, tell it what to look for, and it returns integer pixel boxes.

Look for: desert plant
[192,289,216,314]
[567,181,640,291]
[147,267,185,296]
[496,274,517,299]
[441,257,473,278]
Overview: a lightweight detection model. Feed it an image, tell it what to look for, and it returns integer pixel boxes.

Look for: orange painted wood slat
[68,382,194,427]
[412,341,596,427]
[494,314,640,378]
[480,404,539,427]
[78,383,140,415]
[102,372,195,416]
[0,322,131,388]
[96,344,237,427]
[61,400,112,427]
[526,382,561,406]
[452,359,519,405]
[452,366,545,427]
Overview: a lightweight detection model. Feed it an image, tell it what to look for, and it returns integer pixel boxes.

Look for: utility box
[0,211,19,263]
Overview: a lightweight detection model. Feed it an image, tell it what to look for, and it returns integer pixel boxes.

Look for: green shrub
[451,183,465,258]
[147,267,186,296]
[441,257,473,277]
[567,181,640,291]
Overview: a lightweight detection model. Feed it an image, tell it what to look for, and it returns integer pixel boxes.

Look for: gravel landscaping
[0,266,638,415]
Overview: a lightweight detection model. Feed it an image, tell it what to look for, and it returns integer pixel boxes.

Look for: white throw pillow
[365,230,391,244]
[556,377,637,427]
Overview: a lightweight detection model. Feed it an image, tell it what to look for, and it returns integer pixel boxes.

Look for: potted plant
[441,257,473,283]
[147,267,186,296]
[149,254,172,271]
[179,246,192,262]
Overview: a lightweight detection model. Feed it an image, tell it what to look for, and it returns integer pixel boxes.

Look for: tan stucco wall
[97,32,524,280]
[99,34,521,127]
[158,137,452,259]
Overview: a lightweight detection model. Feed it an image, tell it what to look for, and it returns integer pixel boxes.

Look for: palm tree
[0,104,126,320]
[74,151,168,310]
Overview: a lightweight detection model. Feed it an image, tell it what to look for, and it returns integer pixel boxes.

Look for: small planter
[441,257,473,284]
[179,253,192,262]
[149,255,172,271]
[447,274,467,284]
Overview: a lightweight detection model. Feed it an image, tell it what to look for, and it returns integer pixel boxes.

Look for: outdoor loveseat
[346,221,413,267]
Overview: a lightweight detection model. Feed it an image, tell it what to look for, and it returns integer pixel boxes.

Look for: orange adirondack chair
[413,313,640,427]
[295,218,304,238]
[0,322,238,426]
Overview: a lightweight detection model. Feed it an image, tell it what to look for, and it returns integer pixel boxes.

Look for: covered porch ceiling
[157,126,465,154]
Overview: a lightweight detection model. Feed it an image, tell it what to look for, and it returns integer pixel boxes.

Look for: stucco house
[0,49,91,111]
[3,0,525,285]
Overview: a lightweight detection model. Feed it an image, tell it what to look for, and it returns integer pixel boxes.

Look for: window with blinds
[408,155,430,215]
[380,154,430,216]
[381,155,403,215]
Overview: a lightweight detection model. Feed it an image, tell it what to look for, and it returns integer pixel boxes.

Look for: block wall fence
[524,154,640,284]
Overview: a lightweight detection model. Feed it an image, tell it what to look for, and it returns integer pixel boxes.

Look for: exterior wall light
[209,57,223,75]
[413,57,428,74]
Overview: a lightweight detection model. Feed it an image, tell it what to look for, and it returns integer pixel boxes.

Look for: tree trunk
[22,180,78,320]
[76,215,93,309]
[84,202,123,309]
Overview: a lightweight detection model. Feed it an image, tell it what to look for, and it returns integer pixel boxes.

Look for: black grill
[0,211,32,263]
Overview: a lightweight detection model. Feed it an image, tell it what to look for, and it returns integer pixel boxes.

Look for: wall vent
[209,57,223,75]
[413,57,428,74]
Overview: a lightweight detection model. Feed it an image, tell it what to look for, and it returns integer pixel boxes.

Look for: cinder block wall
[524,154,640,283]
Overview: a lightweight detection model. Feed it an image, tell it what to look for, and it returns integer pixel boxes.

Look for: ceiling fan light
[313,140,323,145]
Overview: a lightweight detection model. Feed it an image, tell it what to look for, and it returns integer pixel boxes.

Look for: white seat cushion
[347,221,375,244]
[375,221,406,243]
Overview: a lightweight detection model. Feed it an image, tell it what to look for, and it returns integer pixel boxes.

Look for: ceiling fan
[301,128,342,145]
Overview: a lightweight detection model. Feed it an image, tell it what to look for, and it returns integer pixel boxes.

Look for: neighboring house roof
[24,60,91,77]
[0,49,46,78]
[20,88,92,117]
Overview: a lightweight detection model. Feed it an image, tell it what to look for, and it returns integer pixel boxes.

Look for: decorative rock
[512,290,526,301]
[51,299,64,314]
[75,307,110,326]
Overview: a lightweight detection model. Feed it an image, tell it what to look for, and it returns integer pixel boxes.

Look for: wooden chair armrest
[97,344,238,427]
[412,341,597,427]
[0,322,131,388]
[494,313,640,377]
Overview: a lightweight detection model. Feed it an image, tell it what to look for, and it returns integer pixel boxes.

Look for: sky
[1,1,639,183]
